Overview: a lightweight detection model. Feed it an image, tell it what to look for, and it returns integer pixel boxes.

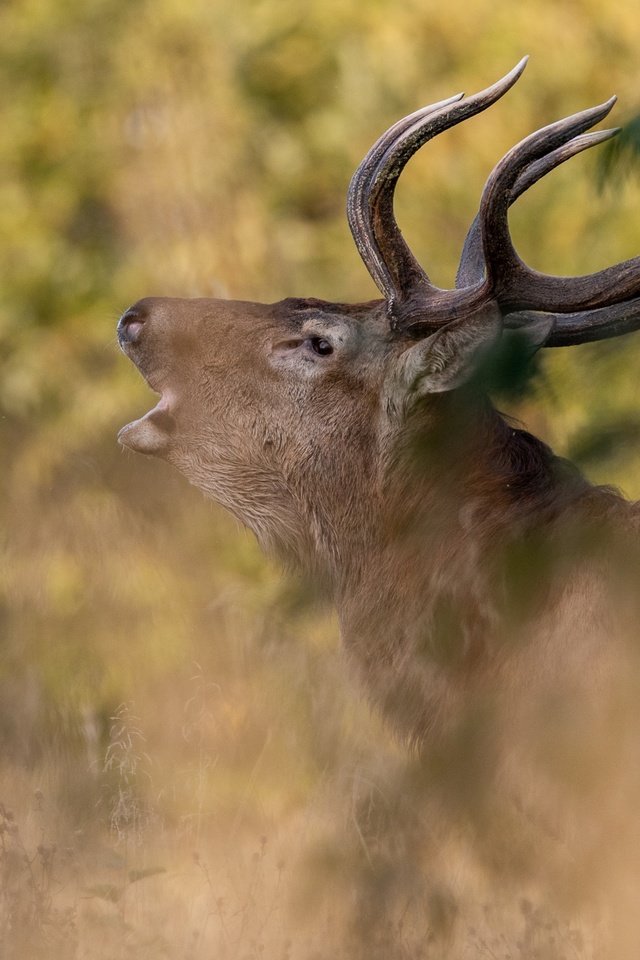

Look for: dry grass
[0,685,625,960]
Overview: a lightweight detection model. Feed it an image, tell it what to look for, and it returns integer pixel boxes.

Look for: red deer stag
[117,59,640,787]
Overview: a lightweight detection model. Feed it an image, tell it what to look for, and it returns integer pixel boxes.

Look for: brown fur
[116,291,640,952]
[116,295,637,740]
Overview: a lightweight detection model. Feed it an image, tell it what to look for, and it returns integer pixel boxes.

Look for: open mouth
[117,303,178,456]
[118,385,177,456]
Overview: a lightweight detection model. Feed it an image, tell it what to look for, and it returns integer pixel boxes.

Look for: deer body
[115,61,640,953]
[117,292,636,756]
[117,58,640,775]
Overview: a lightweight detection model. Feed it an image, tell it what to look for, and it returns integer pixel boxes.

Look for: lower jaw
[118,400,175,455]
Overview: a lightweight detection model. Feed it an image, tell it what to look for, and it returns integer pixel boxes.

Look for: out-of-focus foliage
[597,111,640,191]
[2,0,640,955]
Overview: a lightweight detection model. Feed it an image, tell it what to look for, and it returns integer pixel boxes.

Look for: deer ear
[391,314,502,406]
[385,311,555,417]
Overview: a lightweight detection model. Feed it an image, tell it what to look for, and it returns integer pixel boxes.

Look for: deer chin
[118,393,176,456]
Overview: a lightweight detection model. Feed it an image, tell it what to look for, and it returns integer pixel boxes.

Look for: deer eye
[309,337,333,356]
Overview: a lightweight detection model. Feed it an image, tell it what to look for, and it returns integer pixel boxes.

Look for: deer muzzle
[117,300,177,456]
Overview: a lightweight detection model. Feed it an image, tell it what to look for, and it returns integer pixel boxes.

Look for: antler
[347,57,529,323]
[455,128,620,289]
[349,60,640,347]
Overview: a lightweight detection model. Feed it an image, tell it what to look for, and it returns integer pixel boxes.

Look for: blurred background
[2,0,640,956]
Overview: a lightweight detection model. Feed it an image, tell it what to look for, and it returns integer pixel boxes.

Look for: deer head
[117,59,640,582]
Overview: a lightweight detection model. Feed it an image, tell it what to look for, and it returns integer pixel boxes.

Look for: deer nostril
[118,306,145,344]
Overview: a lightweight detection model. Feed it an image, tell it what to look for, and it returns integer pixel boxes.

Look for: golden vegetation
[2,0,640,956]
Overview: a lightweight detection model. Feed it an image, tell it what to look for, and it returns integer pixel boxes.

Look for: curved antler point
[595,126,621,142]
[596,95,618,117]
[510,55,530,78]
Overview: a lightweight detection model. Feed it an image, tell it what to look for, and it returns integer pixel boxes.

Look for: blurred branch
[567,416,640,469]
[596,112,640,191]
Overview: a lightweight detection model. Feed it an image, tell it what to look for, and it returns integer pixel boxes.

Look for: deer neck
[327,404,596,741]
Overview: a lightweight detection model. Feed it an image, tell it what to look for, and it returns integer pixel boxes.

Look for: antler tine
[506,297,640,346]
[456,127,619,289]
[478,99,616,295]
[512,128,620,203]
[347,57,529,316]
[347,93,465,304]
[476,97,640,313]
